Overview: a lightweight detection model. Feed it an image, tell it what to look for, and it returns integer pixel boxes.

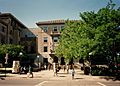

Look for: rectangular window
[53,37,59,42]
[1,38,5,44]
[10,30,13,35]
[44,46,48,52]
[44,37,48,42]
[60,26,64,32]
[61,26,64,29]
[9,38,13,44]
[53,26,58,32]
[43,27,48,32]
[25,35,28,38]
[2,26,5,32]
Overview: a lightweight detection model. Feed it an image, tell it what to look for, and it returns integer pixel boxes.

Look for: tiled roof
[36,20,79,26]
[36,20,66,25]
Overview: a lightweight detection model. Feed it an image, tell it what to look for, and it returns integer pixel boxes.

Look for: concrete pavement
[4,69,107,81]
[1,69,120,86]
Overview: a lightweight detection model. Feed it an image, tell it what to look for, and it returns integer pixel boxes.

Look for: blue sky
[0,0,120,28]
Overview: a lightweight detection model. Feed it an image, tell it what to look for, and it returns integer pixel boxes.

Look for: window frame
[1,26,5,32]
[43,26,48,32]
[43,46,48,52]
[53,36,59,42]
[53,26,58,32]
[43,37,48,42]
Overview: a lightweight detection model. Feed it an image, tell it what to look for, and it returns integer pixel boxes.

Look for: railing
[50,31,60,35]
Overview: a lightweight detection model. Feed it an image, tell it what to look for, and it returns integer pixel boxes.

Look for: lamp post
[116,52,120,76]
[19,52,23,56]
[115,26,120,76]
[89,52,93,64]
[19,52,23,63]
[89,52,93,75]
[37,55,40,70]
[5,53,8,77]
[89,52,93,56]
[19,52,23,73]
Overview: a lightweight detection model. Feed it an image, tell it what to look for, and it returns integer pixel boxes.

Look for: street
[0,69,120,86]
[34,79,120,86]
[0,78,43,86]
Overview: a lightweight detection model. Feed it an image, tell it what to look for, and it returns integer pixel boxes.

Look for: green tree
[55,1,120,64]
[0,44,26,67]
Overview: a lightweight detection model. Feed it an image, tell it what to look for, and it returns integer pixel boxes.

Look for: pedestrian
[63,65,66,72]
[71,68,75,79]
[44,64,47,70]
[48,63,51,71]
[69,63,75,79]
[27,65,33,78]
[53,63,58,76]
[66,64,69,73]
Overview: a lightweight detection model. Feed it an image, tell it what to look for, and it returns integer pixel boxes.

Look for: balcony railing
[50,31,60,36]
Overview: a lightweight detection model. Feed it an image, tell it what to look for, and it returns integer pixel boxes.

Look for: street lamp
[89,52,93,75]
[117,53,120,56]
[89,52,93,62]
[116,52,120,75]
[19,52,23,72]
[37,55,40,70]
[5,53,8,77]
[19,52,23,56]
[89,52,93,56]
[115,26,120,76]
[19,52,23,62]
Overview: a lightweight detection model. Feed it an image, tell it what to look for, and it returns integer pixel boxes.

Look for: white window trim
[44,37,48,42]
[53,26,58,32]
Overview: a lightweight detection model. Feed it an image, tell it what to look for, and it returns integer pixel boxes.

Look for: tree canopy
[55,2,120,62]
[0,44,24,57]
[0,44,26,66]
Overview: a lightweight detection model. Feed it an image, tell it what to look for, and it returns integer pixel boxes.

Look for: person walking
[71,68,75,79]
[66,64,69,73]
[48,63,52,71]
[27,65,33,78]
[53,63,58,76]
[63,65,66,72]
[69,63,75,79]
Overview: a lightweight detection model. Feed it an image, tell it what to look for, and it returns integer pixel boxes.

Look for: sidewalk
[2,69,107,81]
[1,69,120,86]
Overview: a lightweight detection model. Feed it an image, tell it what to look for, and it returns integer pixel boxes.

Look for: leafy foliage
[55,2,120,63]
[0,44,26,66]
[0,44,24,57]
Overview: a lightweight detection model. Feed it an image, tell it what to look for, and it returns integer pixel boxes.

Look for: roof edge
[0,13,28,29]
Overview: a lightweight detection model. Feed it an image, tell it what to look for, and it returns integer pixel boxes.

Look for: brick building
[0,13,27,44]
[30,20,65,64]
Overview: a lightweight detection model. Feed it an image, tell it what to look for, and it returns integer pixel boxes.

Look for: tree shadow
[59,75,66,77]
[76,73,84,75]
[99,76,120,81]
[58,73,68,74]
[0,77,5,80]
[75,77,84,79]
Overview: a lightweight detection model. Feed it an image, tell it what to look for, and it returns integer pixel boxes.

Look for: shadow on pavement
[75,77,84,79]
[99,76,120,81]
[58,73,68,74]
[0,77,5,80]
[59,75,66,77]
[76,72,84,75]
